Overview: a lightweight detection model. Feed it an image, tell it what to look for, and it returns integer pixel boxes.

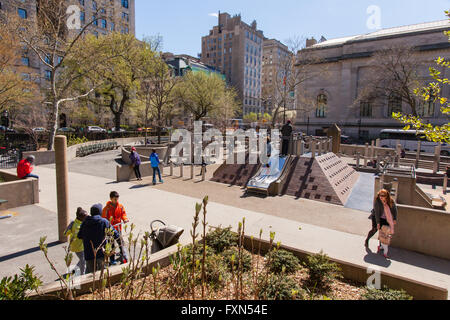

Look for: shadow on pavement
[0,241,60,263]
[363,249,392,268]
[129,184,151,189]
[387,247,450,276]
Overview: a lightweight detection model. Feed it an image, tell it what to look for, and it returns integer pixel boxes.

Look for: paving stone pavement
[0,152,449,299]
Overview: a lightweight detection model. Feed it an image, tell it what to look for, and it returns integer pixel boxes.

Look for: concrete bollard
[201,165,206,181]
[55,135,69,243]
[356,152,361,169]
[416,140,421,169]
[180,163,184,178]
[370,140,375,159]
[190,164,194,180]
[300,141,305,156]
[170,162,173,176]
[396,144,402,159]
[374,176,381,196]
[311,141,316,159]
[376,139,380,148]
[444,174,448,195]
[433,146,440,174]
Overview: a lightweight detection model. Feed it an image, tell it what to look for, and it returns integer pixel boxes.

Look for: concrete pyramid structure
[281,152,359,205]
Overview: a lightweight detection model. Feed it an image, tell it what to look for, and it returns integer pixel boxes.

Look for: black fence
[0,149,21,169]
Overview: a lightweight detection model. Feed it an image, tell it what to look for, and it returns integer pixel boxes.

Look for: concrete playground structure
[1,127,450,300]
[0,171,39,210]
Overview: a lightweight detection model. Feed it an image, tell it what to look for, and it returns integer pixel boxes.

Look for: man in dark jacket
[77,204,119,273]
[281,120,293,156]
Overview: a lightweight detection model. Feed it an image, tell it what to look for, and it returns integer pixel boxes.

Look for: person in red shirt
[17,155,39,179]
[102,191,129,265]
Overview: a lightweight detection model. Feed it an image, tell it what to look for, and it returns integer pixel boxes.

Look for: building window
[360,100,373,118]
[18,8,27,19]
[44,70,52,81]
[387,95,402,116]
[417,98,435,118]
[122,0,129,8]
[21,57,30,67]
[316,94,327,118]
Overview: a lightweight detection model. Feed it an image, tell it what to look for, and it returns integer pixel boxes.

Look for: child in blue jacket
[150,149,164,185]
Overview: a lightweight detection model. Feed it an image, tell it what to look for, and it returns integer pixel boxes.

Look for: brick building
[261,38,294,116]
[201,12,264,116]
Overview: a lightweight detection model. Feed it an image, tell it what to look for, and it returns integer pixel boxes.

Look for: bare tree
[355,45,425,117]
[0,15,38,113]
[266,35,327,128]
[3,0,106,150]
[139,37,177,145]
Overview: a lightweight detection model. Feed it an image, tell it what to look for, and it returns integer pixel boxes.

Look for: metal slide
[246,156,289,196]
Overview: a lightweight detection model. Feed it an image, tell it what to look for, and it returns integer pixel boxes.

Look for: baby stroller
[150,220,184,254]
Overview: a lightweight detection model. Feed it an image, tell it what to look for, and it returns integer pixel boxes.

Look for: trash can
[150,220,184,254]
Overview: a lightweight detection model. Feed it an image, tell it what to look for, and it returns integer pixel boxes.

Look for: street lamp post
[1,110,9,147]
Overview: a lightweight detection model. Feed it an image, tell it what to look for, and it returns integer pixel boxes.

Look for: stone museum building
[294,20,450,140]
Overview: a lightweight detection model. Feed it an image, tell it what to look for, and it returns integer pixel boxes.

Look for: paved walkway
[0,154,449,299]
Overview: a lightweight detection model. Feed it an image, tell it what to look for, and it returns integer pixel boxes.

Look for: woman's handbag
[378,226,392,245]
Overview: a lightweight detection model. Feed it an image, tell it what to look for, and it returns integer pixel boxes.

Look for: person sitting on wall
[17,155,39,179]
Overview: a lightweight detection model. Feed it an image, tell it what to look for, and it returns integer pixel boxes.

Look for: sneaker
[384,254,390,259]
[110,260,118,266]
[160,180,164,184]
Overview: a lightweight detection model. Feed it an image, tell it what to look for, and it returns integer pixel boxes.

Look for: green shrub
[203,254,229,289]
[0,265,42,300]
[67,135,89,147]
[362,286,413,300]
[258,273,304,300]
[304,251,342,288]
[222,247,252,273]
[205,227,238,253]
[180,243,229,289]
[266,249,299,274]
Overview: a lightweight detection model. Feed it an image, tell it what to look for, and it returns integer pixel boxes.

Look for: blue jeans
[152,166,162,183]
[24,174,39,179]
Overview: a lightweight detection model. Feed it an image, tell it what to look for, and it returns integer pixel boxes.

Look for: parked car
[341,135,353,144]
[32,127,47,133]
[57,127,76,132]
[0,126,15,133]
[111,127,126,132]
[87,126,107,133]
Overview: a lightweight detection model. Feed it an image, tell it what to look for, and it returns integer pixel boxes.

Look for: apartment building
[261,38,293,115]
[1,0,135,83]
[201,12,264,116]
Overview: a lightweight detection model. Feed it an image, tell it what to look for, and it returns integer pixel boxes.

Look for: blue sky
[135,0,449,56]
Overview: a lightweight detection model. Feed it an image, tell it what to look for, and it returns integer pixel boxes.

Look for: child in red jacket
[17,155,39,179]
[102,191,129,265]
